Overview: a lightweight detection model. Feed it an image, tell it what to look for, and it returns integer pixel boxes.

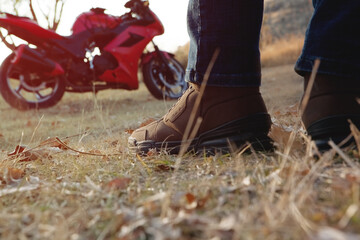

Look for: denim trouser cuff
[186,0,263,87]
[295,0,360,79]
[295,56,360,79]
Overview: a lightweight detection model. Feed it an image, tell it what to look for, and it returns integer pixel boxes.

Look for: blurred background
[0,0,188,62]
[0,0,313,68]
[174,0,313,68]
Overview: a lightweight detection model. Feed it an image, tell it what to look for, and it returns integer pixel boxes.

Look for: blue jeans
[186,0,360,87]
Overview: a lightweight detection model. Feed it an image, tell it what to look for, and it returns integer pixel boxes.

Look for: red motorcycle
[0,0,186,110]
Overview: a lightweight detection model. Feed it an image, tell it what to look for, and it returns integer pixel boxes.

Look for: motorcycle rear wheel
[0,54,66,110]
[142,55,187,100]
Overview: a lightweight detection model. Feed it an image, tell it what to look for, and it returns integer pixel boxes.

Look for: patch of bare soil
[261,64,303,112]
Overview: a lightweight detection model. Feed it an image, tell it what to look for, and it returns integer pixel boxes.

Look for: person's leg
[186,0,262,87]
[295,0,360,150]
[128,0,272,154]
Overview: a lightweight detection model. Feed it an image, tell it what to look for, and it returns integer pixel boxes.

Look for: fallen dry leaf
[197,191,212,209]
[125,128,135,134]
[105,177,131,190]
[51,121,60,127]
[8,139,68,161]
[139,118,156,128]
[7,145,26,156]
[19,148,53,162]
[345,173,360,183]
[0,167,25,184]
[125,118,156,134]
[269,124,304,150]
[269,125,292,146]
[40,137,69,150]
[147,149,157,157]
[180,191,212,210]
[155,164,174,172]
[185,193,196,204]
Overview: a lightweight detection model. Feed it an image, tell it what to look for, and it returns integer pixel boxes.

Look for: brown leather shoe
[128,84,273,154]
[302,74,360,151]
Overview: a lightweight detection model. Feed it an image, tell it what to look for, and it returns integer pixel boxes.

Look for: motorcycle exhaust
[11,44,64,76]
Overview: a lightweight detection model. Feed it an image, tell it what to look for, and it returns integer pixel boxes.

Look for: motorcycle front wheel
[142,55,187,100]
[0,54,66,110]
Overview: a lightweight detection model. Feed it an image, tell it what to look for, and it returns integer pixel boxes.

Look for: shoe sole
[128,113,274,155]
[307,114,360,151]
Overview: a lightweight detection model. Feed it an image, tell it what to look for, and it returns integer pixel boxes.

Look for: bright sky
[0,0,189,62]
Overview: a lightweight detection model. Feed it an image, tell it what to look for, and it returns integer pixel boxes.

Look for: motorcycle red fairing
[0,13,66,75]
[1,8,163,89]
[0,0,186,110]
[97,11,164,89]
[0,13,64,42]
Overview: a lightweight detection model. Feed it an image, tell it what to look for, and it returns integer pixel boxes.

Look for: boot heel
[307,114,360,151]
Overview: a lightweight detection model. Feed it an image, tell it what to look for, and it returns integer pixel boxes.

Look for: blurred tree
[0,0,66,50]
[174,42,189,68]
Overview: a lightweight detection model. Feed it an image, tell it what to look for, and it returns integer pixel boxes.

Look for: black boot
[302,74,360,151]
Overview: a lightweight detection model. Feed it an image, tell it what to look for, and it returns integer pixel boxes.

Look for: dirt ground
[261,64,303,111]
[1,64,360,240]
[0,64,303,146]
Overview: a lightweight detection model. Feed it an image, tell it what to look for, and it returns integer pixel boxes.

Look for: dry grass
[174,42,190,69]
[174,34,305,70]
[1,66,360,239]
[261,34,304,68]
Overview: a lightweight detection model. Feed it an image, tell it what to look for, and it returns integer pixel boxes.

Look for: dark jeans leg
[295,0,360,78]
[186,0,264,87]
